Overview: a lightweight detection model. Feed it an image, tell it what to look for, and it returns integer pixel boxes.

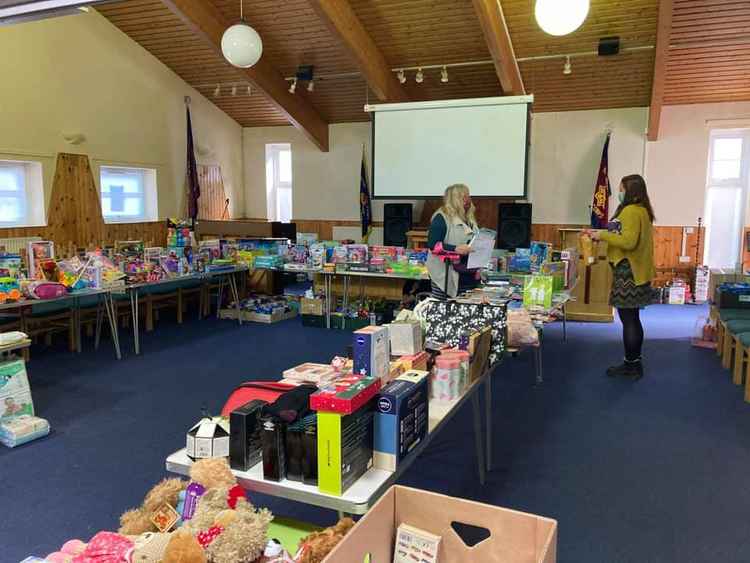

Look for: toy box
[523,275,554,308]
[346,244,369,264]
[27,241,54,280]
[310,375,381,414]
[0,254,21,279]
[387,320,423,356]
[508,248,531,273]
[373,370,429,472]
[353,325,390,380]
[317,403,374,496]
[529,242,551,273]
[0,360,33,422]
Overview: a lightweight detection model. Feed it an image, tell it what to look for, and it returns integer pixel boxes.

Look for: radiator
[0,236,42,254]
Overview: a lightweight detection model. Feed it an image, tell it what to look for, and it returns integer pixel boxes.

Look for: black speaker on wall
[497,203,532,250]
[383,203,413,247]
[271,221,297,241]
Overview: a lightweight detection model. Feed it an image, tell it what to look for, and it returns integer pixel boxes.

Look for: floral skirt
[610,260,652,309]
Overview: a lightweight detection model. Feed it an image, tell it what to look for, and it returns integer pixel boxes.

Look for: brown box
[468,327,492,383]
[218,309,297,323]
[301,297,324,316]
[708,268,742,304]
[323,485,557,563]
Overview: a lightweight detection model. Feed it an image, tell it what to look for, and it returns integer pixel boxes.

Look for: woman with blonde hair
[426,184,480,298]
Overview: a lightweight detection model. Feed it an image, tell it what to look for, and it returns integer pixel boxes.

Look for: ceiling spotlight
[307,80,315,92]
[563,56,572,75]
[288,78,297,94]
[440,65,449,83]
[535,0,590,36]
[415,68,424,83]
[213,84,221,97]
[246,85,252,96]
[397,69,406,84]
[231,84,237,96]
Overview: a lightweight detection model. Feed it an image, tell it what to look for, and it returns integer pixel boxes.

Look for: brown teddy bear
[296,518,355,563]
[119,478,187,535]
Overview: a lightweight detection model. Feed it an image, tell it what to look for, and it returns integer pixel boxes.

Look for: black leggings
[618,308,644,362]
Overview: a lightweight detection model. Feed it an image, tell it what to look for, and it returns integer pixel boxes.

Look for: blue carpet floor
[2,304,749,563]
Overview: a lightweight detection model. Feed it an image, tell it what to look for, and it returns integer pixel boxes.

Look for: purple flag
[185,106,200,220]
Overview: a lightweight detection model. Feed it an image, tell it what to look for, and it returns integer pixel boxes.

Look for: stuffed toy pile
[23,458,273,563]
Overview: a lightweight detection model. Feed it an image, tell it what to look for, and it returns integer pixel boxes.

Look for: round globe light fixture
[534,0,590,36]
[221,22,263,68]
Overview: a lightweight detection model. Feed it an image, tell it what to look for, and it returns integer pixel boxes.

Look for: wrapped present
[310,375,381,414]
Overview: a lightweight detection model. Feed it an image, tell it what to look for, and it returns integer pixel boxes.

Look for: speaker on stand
[497,203,532,250]
[384,203,413,247]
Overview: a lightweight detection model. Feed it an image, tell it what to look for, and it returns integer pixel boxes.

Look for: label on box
[740,295,750,303]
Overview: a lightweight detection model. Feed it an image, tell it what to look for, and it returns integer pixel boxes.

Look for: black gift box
[229,399,265,471]
[261,417,286,482]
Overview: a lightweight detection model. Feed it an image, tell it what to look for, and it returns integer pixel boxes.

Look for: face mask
[618,192,625,204]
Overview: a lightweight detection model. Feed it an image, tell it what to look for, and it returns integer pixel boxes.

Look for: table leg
[562,302,568,343]
[216,279,225,319]
[229,273,242,326]
[130,290,140,355]
[74,296,82,354]
[103,292,122,360]
[535,336,543,385]
[343,275,350,313]
[94,299,103,351]
[485,371,493,472]
[325,274,332,329]
[471,390,486,486]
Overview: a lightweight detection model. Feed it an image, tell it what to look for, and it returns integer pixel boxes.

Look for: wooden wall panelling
[46,153,105,248]
[104,222,167,247]
[197,165,229,220]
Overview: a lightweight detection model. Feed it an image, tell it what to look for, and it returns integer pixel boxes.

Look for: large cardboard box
[301,297,324,316]
[323,485,557,563]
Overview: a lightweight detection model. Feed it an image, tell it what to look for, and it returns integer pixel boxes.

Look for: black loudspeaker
[497,203,532,250]
[271,221,297,241]
[383,203,413,247]
[598,36,620,56]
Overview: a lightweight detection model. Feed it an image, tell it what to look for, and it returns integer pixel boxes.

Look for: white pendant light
[221,0,263,68]
[535,0,589,36]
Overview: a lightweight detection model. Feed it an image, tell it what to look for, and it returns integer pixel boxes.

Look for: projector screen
[371,96,532,198]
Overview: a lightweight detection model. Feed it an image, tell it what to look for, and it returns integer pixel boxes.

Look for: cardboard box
[387,320,424,356]
[323,485,557,563]
[468,328,492,383]
[709,268,742,304]
[301,297,324,316]
[353,325,390,379]
[374,370,429,472]
[218,308,297,323]
[317,405,374,496]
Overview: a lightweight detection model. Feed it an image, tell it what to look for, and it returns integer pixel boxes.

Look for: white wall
[0,10,244,219]
[645,102,750,226]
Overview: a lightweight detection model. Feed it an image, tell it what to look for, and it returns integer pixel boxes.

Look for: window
[99,166,158,223]
[265,144,292,223]
[704,129,750,269]
[0,159,45,227]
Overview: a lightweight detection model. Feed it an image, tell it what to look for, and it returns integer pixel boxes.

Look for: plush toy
[128,532,175,563]
[188,457,237,490]
[295,518,355,563]
[44,539,87,563]
[119,478,187,535]
[161,530,207,563]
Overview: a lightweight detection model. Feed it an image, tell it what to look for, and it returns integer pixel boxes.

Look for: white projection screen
[370,96,532,198]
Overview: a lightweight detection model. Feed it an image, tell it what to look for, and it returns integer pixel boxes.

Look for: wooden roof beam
[648,0,673,142]
[307,0,408,102]
[161,0,329,151]
[472,0,525,95]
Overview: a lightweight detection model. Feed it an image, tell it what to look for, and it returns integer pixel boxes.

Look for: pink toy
[45,539,87,562]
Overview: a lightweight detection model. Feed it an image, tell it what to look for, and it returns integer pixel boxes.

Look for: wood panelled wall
[197,165,229,221]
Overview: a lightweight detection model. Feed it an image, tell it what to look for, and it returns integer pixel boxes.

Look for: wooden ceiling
[95,0,749,134]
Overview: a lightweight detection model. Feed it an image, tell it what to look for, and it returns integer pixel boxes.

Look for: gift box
[396,351,429,372]
[353,326,390,380]
[283,363,339,386]
[285,414,318,485]
[317,403,374,496]
[186,417,230,461]
[310,375,382,415]
[374,370,429,472]
[0,360,34,422]
[261,417,286,481]
[229,400,265,471]
[387,320,423,357]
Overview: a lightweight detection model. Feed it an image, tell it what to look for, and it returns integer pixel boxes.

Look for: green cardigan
[599,204,656,286]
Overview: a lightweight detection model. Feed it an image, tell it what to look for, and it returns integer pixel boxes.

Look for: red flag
[590,133,611,229]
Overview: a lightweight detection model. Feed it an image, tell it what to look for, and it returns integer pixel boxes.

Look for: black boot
[606,359,644,380]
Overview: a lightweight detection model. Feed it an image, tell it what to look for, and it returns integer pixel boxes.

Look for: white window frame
[703,129,750,269]
[265,143,292,223]
[98,165,158,224]
[0,159,46,228]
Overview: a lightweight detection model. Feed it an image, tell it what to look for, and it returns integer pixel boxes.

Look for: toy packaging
[166,218,194,247]
[331,246,348,264]
[374,370,429,472]
[529,241,551,273]
[317,403,374,496]
[523,275,554,308]
[0,414,49,448]
[27,240,54,279]
[353,325,390,380]
[0,359,34,422]
[229,399,265,471]
[387,320,423,356]
[346,244,368,264]
[186,416,230,460]
[394,523,441,563]
[508,248,531,273]
[0,253,21,278]
[310,375,381,415]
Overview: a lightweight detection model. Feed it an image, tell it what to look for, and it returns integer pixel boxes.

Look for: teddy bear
[295,518,355,563]
[119,478,187,535]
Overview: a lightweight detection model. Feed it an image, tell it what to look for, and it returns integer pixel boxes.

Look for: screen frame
[370,98,533,200]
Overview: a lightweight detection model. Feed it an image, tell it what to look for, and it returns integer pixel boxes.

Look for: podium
[560,228,614,323]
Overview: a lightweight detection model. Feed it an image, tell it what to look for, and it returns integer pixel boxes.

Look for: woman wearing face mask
[587,174,656,380]
[426,184,480,299]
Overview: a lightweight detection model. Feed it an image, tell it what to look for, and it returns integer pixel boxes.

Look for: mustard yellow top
[599,204,656,286]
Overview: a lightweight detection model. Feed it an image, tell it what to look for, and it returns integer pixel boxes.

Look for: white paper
[467,229,497,270]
